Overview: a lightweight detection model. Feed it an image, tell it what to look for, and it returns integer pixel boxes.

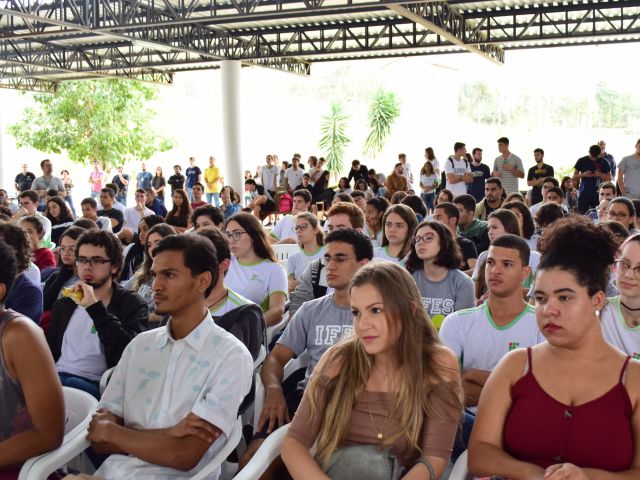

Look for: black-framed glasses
[615,260,640,279]
[413,234,438,245]
[224,230,248,241]
[76,257,111,267]
[321,254,353,266]
[294,224,309,232]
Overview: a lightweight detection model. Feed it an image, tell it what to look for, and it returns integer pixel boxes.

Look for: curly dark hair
[405,221,462,273]
[0,222,31,273]
[75,230,124,280]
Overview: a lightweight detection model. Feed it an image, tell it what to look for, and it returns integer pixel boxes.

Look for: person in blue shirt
[185,157,203,202]
[136,163,153,191]
[572,144,612,215]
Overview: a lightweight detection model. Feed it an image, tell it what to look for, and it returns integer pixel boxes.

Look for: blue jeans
[452,410,475,462]
[186,187,194,202]
[59,372,101,400]
[115,193,127,207]
[65,194,76,215]
[421,192,435,212]
[206,192,220,207]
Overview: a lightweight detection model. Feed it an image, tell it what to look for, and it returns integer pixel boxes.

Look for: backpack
[310,260,327,299]
[278,193,293,213]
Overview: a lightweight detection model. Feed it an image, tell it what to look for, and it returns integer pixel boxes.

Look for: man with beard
[46,230,147,399]
[475,177,504,220]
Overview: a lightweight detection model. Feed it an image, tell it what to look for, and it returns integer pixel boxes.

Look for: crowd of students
[0,138,639,480]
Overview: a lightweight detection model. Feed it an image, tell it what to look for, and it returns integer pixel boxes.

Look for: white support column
[220,60,243,196]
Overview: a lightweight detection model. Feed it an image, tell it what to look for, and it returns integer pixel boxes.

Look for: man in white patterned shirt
[87,234,252,479]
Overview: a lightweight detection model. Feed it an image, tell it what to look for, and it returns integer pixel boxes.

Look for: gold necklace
[368,363,393,441]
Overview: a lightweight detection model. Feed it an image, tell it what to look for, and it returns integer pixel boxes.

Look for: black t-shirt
[111,174,129,196]
[347,165,369,184]
[468,163,491,202]
[97,208,125,233]
[457,236,478,271]
[15,172,36,192]
[152,176,166,201]
[168,174,185,192]
[574,156,611,194]
[527,163,555,205]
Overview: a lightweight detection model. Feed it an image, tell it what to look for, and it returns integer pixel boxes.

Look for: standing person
[136,163,153,191]
[111,166,130,206]
[468,219,640,478]
[467,148,491,202]
[59,169,76,215]
[424,146,440,175]
[32,159,66,206]
[281,261,463,480]
[284,157,304,195]
[261,155,279,198]
[0,241,65,480]
[88,161,105,199]
[385,163,409,200]
[279,159,289,191]
[526,148,555,205]
[151,166,166,203]
[204,156,221,207]
[419,160,438,213]
[347,159,369,185]
[398,152,414,186]
[406,221,475,330]
[165,189,192,233]
[167,165,185,195]
[617,138,640,200]
[599,139,617,180]
[492,137,524,194]
[445,142,474,197]
[573,144,612,214]
[185,157,202,202]
[14,163,35,194]
[373,203,417,265]
[306,156,321,185]
[475,177,505,221]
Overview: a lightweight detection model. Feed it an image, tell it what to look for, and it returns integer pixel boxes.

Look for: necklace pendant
[377,432,383,440]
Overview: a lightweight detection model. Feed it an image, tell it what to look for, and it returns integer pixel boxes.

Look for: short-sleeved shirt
[277,294,352,390]
[15,172,35,192]
[31,175,65,198]
[472,250,541,289]
[261,165,279,192]
[600,297,640,359]
[362,224,384,248]
[284,168,304,190]
[468,163,491,202]
[111,174,130,197]
[444,157,471,197]
[123,206,155,232]
[168,174,185,192]
[411,269,475,330]
[98,208,125,233]
[373,246,406,266]
[136,171,153,190]
[618,155,640,199]
[185,166,202,188]
[224,257,287,311]
[209,289,253,317]
[527,163,555,205]
[90,170,105,193]
[56,306,106,381]
[270,215,296,241]
[457,236,478,270]
[493,153,524,193]
[204,166,221,193]
[287,247,325,281]
[96,313,252,479]
[420,173,438,194]
[574,156,611,194]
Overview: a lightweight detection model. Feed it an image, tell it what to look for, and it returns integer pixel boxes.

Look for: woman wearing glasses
[600,233,640,357]
[373,204,418,266]
[405,221,475,330]
[286,213,324,293]
[224,213,287,327]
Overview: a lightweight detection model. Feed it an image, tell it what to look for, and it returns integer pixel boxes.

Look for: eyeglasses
[615,260,640,279]
[608,211,629,219]
[413,234,438,245]
[76,257,111,267]
[225,230,248,241]
[58,246,76,254]
[321,254,353,266]
[294,224,309,232]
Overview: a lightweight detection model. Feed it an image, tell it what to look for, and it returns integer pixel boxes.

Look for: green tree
[363,89,400,159]
[319,101,350,177]
[458,81,501,125]
[8,79,174,169]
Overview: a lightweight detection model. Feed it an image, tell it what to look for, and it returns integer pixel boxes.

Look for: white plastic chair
[18,387,98,480]
[272,244,300,263]
[189,417,243,480]
[232,424,290,480]
[99,366,116,395]
[448,450,469,480]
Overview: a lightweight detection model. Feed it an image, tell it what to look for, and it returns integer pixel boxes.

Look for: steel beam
[0,74,57,91]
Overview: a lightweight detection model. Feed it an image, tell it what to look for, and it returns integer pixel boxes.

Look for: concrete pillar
[220,60,243,196]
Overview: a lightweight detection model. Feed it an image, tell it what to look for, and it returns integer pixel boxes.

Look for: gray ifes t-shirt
[619,155,640,199]
[412,268,475,329]
[278,293,352,390]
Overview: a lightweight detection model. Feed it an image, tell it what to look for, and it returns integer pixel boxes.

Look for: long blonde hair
[307,262,463,465]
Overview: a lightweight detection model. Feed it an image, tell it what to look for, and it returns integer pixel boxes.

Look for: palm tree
[319,101,350,178]
[363,89,400,159]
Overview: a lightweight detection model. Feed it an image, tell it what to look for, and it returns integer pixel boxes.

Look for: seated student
[405,221,475,330]
[80,197,112,232]
[47,230,148,399]
[373,204,418,265]
[475,177,504,221]
[454,194,490,254]
[535,202,565,232]
[607,197,637,233]
[87,234,253,479]
[468,218,640,478]
[46,196,75,246]
[123,224,176,328]
[12,190,52,245]
[363,197,388,247]
[268,189,312,245]
[600,233,640,356]
[197,229,265,361]
[191,204,224,232]
[120,189,155,244]
[440,234,544,414]
[120,214,165,282]
[282,261,463,479]
[288,202,365,318]
[240,229,373,471]
[584,180,616,221]
[224,213,287,327]
[144,187,167,217]
[401,194,428,223]
[529,177,561,218]
[503,201,539,251]
[432,202,478,275]
[286,213,324,293]
[98,187,125,233]
[42,226,84,315]
[165,188,192,233]
[104,182,126,213]
[189,182,208,210]
[19,216,56,272]
[219,185,242,221]
[0,223,43,323]
[0,242,65,480]
[245,178,276,219]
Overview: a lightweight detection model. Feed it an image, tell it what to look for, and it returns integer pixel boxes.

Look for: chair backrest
[189,417,243,480]
[62,387,99,436]
[449,450,469,480]
[272,243,300,262]
[233,424,291,480]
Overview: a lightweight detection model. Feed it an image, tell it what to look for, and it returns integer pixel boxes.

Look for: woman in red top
[19,216,55,272]
[469,217,640,479]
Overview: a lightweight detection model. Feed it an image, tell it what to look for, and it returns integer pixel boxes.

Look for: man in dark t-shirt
[111,166,130,206]
[98,188,125,233]
[15,164,36,193]
[468,148,491,202]
[168,165,185,193]
[573,144,612,214]
[526,148,555,205]
[185,157,202,202]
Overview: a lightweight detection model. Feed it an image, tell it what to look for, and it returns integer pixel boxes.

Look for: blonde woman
[282,261,463,479]
[286,212,324,292]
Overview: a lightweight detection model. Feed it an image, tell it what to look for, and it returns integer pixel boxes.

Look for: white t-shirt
[420,173,438,194]
[284,167,304,190]
[261,165,279,191]
[600,296,640,359]
[270,215,296,241]
[123,206,155,232]
[287,247,325,281]
[472,250,541,290]
[56,306,106,381]
[443,157,471,197]
[210,289,254,316]
[225,257,288,311]
[373,246,406,266]
[363,224,383,248]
